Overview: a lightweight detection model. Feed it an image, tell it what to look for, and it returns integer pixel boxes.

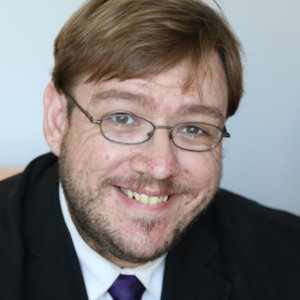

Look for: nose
[129,129,180,180]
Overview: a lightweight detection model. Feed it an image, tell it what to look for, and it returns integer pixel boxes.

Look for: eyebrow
[90,89,225,124]
[174,104,225,124]
[90,90,155,110]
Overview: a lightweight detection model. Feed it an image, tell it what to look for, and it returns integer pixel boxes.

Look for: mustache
[101,174,198,197]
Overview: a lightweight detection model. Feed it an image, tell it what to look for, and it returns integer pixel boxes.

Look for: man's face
[58,55,228,267]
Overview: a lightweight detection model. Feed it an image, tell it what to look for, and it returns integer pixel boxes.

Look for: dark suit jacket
[1,153,300,300]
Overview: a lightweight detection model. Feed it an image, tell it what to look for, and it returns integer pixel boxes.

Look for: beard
[58,139,221,265]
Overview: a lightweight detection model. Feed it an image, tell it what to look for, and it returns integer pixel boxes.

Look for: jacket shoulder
[215,188,300,230]
[0,153,58,212]
[0,174,21,210]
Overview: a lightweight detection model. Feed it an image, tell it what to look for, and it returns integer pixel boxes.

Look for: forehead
[74,54,228,122]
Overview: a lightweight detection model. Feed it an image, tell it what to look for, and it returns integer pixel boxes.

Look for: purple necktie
[108,274,145,300]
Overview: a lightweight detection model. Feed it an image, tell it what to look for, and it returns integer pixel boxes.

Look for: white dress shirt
[59,185,166,300]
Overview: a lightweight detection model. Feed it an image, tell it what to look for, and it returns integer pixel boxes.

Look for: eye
[180,125,206,137]
[110,114,135,125]
[104,113,141,129]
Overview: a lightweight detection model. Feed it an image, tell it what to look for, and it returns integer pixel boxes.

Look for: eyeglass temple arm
[64,92,96,123]
[223,126,230,138]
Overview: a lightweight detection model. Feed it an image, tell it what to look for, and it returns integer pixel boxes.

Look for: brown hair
[52,0,243,117]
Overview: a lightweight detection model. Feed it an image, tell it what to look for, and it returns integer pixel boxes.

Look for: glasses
[65,93,230,152]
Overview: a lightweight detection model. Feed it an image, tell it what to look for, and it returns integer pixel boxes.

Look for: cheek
[86,145,135,178]
[64,128,134,179]
[179,148,222,186]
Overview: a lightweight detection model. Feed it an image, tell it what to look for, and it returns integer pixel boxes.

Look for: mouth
[120,187,170,205]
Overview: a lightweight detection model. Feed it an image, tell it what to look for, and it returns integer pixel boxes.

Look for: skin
[43,54,228,268]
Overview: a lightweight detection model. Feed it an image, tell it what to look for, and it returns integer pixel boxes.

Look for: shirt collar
[59,184,165,300]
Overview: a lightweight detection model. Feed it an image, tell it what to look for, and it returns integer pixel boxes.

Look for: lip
[114,185,177,212]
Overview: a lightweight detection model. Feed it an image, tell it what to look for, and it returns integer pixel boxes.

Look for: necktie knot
[108,274,145,300]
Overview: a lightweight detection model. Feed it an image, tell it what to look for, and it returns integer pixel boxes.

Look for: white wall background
[0,1,299,215]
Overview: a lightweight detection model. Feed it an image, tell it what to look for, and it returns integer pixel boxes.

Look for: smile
[120,187,170,205]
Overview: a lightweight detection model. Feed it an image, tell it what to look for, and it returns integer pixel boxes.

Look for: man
[1,0,299,299]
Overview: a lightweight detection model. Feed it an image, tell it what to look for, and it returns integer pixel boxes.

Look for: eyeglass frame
[64,92,230,152]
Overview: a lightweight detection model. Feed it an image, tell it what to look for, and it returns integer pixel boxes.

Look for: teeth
[133,192,140,201]
[140,194,148,204]
[127,189,133,198]
[149,196,159,205]
[120,188,169,205]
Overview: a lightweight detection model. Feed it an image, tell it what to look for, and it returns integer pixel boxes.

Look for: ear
[43,82,68,156]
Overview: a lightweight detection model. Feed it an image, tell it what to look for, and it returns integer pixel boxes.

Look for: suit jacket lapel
[22,159,88,300]
[161,205,231,300]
